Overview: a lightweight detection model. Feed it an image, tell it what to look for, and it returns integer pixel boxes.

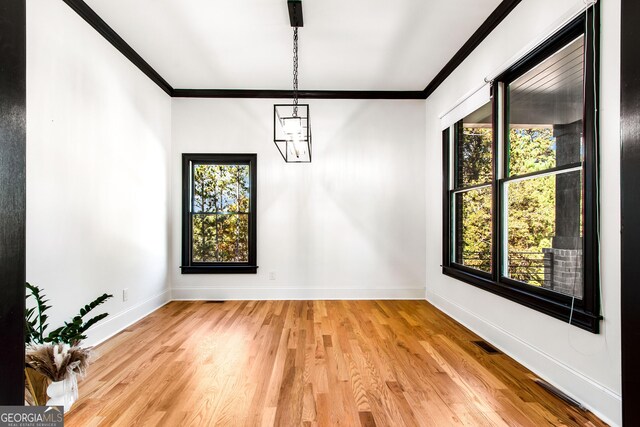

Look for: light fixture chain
[293,27,299,116]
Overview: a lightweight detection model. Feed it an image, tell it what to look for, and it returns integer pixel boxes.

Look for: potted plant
[24,282,113,411]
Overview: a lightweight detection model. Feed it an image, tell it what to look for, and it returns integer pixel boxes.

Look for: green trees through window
[182,154,257,274]
[505,128,564,287]
[452,125,567,283]
[452,103,493,273]
[192,164,250,262]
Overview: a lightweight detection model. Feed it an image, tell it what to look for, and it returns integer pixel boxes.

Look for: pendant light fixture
[274,0,311,163]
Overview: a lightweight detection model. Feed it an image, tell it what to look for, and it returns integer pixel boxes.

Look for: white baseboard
[83,289,171,348]
[171,286,424,301]
[427,291,621,427]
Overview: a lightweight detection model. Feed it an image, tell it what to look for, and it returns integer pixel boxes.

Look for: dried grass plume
[25,344,91,382]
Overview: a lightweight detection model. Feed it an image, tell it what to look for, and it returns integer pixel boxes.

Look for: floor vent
[204,300,225,303]
[472,340,501,354]
[534,378,587,411]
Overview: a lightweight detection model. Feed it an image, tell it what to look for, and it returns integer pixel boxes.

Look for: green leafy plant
[25,282,51,345]
[25,282,113,346]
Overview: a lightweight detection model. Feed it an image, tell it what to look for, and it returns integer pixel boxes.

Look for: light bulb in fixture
[282,116,303,135]
[287,127,307,159]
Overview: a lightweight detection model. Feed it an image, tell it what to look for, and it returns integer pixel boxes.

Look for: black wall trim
[173,89,425,99]
[423,0,523,97]
[62,0,173,96]
[621,0,640,423]
[0,0,27,405]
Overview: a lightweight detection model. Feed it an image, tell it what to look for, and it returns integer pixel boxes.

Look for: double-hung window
[442,9,600,332]
[450,102,495,276]
[181,153,257,274]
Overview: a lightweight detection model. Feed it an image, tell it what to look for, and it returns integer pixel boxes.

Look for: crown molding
[173,89,425,99]
[422,0,523,97]
[62,0,522,100]
[62,0,173,96]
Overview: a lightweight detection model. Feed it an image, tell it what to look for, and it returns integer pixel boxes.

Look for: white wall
[171,98,426,300]
[26,0,172,346]
[424,0,621,425]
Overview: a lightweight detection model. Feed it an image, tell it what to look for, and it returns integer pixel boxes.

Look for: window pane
[194,164,250,214]
[218,165,250,213]
[237,165,250,213]
[453,186,492,273]
[191,163,251,263]
[507,36,584,176]
[456,102,493,187]
[505,170,583,298]
[217,165,237,212]
[193,164,219,213]
[216,214,249,262]
[237,214,249,258]
[192,214,216,262]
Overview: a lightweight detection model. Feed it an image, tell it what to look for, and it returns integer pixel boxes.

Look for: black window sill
[442,266,601,333]
[180,265,258,274]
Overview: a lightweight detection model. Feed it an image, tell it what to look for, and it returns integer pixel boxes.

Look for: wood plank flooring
[65,301,607,426]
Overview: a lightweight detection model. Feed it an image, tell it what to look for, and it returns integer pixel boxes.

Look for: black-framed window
[181,154,257,274]
[443,8,601,333]
[451,101,495,276]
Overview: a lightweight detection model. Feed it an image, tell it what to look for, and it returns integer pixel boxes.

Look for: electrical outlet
[269,272,276,281]
[122,288,129,302]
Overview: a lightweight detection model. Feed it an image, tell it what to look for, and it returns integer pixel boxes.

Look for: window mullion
[452,182,492,194]
[449,127,455,191]
[190,161,195,214]
[494,82,504,281]
[504,163,583,183]
[496,83,505,182]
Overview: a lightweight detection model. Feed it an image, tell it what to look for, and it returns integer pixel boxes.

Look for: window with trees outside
[442,10,600,333]
[452,102,494,275]
[181,154,257,274]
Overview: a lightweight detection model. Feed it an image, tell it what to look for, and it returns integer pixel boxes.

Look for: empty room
[1,0,639,425]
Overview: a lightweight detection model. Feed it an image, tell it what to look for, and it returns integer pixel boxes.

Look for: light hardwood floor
[65,301,606,426]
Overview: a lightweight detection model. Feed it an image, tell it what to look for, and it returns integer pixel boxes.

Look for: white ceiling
[83,0,503,91]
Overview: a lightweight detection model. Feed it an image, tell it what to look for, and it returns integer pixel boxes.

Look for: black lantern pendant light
[274,0,311,163]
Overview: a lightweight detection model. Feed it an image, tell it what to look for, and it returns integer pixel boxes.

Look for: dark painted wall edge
[0,0,27,405]
[621,0,640,423]
[62,0,173,96]
[422,0,523,97]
